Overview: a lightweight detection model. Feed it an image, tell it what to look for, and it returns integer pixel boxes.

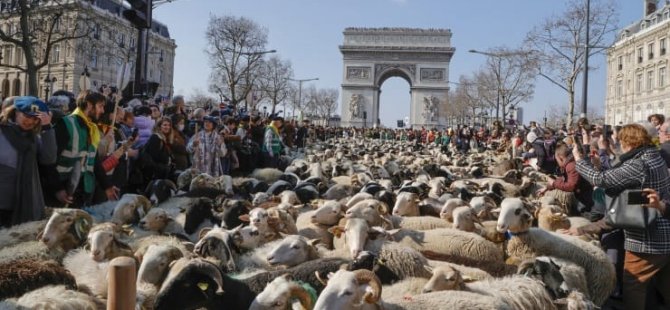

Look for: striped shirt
[575,147,670,254]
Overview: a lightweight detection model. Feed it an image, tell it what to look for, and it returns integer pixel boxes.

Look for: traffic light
[123,0,152,29]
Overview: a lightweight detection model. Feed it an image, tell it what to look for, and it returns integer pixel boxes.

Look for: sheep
[265,235,321,268]
[518,256,589,300]
[496,197,616,305]
[421,265,557,310]
[468,195,499,221]
[344,199,392,229]
[109,193,153,225]
[0,285,105,310]
[330,218,490,282]
[387,215,451,231]
[296,201,344,249]
[554,290,599,310]
[345,192,374,208]
[135,244,185,310]
[452,206,504,243]
[87,223,134,262]
[388,228,504,262]
[138,207,187,238]
[39,208,93,251]
[0,219,47,249]
[176,167,200,191]
[313,269,510,310]
[195,225,275,272]
[62,249,110,298]
[144,179,178,204]
[154,257,255,310]
[391,192,421,216]
[438,198,468,222]
[380,277,428,301]
[0,241,66,265]
[249,274,316,310]
[0,259,77,300]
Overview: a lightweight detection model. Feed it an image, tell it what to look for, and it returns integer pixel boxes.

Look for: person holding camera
[572,123,670,309]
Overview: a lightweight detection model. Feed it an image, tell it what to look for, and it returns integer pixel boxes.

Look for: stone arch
[340,28,454,128]
[12,78,21,96]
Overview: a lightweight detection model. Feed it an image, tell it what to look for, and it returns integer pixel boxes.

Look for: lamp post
[263,106,267,118]
[581,0,590,119]
[44,75,57,100]
[289,77,318,121]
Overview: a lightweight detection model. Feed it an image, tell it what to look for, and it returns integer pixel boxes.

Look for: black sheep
[242,257,351,294]
[183,198,220,234]
[347,251,400,285]
[0,259,77,300]
[218,199,252,229]
[154,258,255,310]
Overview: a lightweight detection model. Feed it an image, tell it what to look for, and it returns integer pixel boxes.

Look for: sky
[152,0,645,127]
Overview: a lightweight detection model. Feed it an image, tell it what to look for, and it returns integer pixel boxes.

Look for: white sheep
[62,249,110,298]
[0,220,47,249]
[391,192,421,216]
[451,206,504,244]
[496,198,616,306]
[249,274,316,310]
[0,285,104,310]
[139,207,187,237]
[438,198,468,222]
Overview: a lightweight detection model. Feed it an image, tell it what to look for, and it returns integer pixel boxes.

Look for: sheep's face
[496,198,532,233]
[452,206,477,232]
[140,209,170,232]
[183,199,215,234]
[41,211,76,248]
[137,244,183,286]
[392,192,420,216]
[248,208,269,230]
[518,257,569,299]
[345,200,385,226]
[440,198,466,222]
[194,228,237,272]
[266,235,316,267]
[313,270,366,310]
[252,193,271,206]
[232,226,261,251]
[279,190,299,205]
[189,174,218,191]
[250,276,293,310]
[155,258,224,310]
[423,266,463,293]
[88,229,115,262]
[312,202,343,226]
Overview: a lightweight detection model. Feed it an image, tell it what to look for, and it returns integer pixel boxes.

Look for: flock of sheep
[0,137,614,309]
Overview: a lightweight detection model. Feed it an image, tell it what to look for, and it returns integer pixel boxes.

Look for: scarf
[71,107,101,148]
[268,124,280,137]
[1,123,40,225]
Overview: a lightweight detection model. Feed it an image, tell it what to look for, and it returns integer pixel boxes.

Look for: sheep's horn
[166,180,178,192]
[289,285,314,310]
[353,269,381,304]
[72,209,94,241]
[138,195,153,215]
[314,271,328,286]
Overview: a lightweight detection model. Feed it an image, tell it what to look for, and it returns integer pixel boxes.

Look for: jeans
[623,250,670,309]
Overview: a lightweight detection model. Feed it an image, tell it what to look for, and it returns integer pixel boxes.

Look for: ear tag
[197,282,209,291]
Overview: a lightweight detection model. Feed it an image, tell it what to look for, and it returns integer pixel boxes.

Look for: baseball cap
[14,96,48,117]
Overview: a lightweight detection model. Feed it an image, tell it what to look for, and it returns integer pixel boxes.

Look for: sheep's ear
[368,227,387,240]
[424,265,434,274]
[553,298,568,306]
[238,214,250,222]
[462,275,476,283]
[327,226,345,238]
[198,227,213,240]
[308,238,321,247]
[490,207,501,218]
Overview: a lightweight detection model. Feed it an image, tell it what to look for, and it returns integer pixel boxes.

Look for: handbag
[604,161,661,230]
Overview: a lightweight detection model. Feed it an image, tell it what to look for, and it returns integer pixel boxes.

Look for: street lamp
[263,106,267,118]
[289,77,319,120]
[44,75,57,100]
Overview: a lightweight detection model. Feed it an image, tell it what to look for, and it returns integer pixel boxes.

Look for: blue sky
[153,0,644,127]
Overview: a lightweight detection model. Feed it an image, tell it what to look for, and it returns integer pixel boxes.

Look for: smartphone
[602,125,612,138]
[627,190,648,205]
[132,128,139,139]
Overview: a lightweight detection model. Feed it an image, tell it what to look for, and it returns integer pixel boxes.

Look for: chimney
[646,0,658,17]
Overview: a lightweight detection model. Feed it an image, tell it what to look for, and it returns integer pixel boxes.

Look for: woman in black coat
[142,117,175,182]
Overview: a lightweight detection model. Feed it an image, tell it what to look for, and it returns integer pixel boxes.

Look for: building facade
[606,0,670,125]
[0,0,176,100]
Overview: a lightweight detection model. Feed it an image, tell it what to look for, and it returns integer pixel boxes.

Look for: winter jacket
[547,156,594,212]
[133,116,154,148]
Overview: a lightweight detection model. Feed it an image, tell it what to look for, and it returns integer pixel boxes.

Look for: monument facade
[339,28,455,128]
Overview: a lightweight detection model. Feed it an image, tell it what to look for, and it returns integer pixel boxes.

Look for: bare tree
[525,0,618,126]
[205,15,269,109]
[303,85,338,125]
[188,88,217,110]
[0,0,96,96]
[473,47,536,122]
[257,55,293,115]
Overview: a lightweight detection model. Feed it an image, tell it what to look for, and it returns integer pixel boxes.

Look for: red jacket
[548,157,594,210]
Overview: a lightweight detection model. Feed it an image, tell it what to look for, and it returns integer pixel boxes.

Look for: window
[51,44,60,63]
[649,43,655,60]
[637,73,643,92]
[15,47,22,65]
[53,16,60,32]
[616,80,623,100]
[638,47,644,63]
[130,37,135,49]
[660,67,667,87]
[90,50,98,68]
[94,23,100,40]
[618,56,623,70]
[65,44,71,57]
[119,33,125,48]
[662,38,667,55]
[648,70,655,90]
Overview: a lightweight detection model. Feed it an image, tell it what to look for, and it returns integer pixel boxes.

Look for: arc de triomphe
[339,28,455,128]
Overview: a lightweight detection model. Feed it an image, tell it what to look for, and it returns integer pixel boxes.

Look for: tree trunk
[566,86,575,128]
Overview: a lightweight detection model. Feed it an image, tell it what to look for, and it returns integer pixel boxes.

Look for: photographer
[572,123,670,309]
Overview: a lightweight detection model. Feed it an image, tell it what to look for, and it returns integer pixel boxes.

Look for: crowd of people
[0,88,669,308]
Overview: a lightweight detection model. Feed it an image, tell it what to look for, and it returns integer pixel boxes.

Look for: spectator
[573,123,670,309]
[0,97,55,227]
[47,95,71,125]
[142,117,176,182]
[262,116,284,168]
[296,120,309,150]
[119,109,135,140]
[149,104,162,121]
[284,119,296,148]
[52,91,117,207]
[165,95,187,117]
[220,117,240,174]
[170,114,190,171]
[133,105,154,148]
[187,116,226,177]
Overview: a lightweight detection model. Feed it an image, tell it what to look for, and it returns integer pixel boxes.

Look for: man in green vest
[262,116,284,168]
[49,91,117,207]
